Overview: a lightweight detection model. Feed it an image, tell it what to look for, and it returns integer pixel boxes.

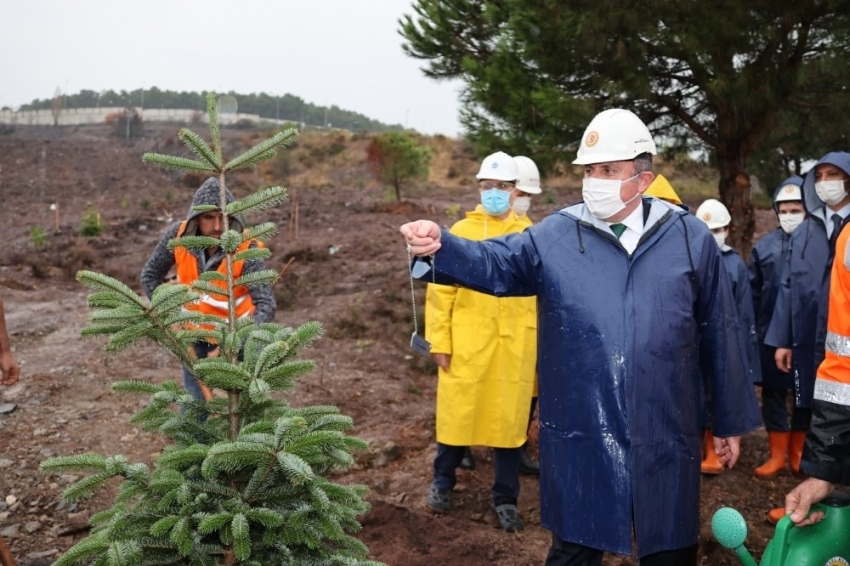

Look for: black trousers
[545,533,698,566]
[761,387,811,431]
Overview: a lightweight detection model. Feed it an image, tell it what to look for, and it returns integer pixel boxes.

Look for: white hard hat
[476,151,519,182]
[573,109,657,165]
[513,156,542,194]
[695,199,732,230]
[774,183,803,202]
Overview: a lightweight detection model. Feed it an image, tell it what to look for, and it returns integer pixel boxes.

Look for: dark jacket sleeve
[734,259,762,382]
[140,223,181,299]
[748,246,763,334]
[241,242,276,324]
[695,234,761,437]
[764,250,792,349]
[801,398,850,484]
[412,228,539,297]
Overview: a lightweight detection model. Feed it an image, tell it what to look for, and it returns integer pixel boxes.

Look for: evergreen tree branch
[62,471,119,501]
[191,280,230,298]
[191,204,220,214]
[234,270,278,288]
[219,229,243,254]
[206,93,223,165]
[111,380,163,395]
[226,186,287,216]
[78,271,146,308]
[233,248,271,263]
[198,271,227,282]
[242,222,277,243]
[142,153,216,172]
[167,236,221,251]
[178,128,222,170]
[231,514,251,560]
[41,453,108,473]
[224,129,298,172]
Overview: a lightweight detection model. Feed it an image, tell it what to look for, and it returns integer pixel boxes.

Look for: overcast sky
[1,0,465,136]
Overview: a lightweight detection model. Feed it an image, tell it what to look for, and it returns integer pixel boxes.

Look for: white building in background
[0,107,302,128]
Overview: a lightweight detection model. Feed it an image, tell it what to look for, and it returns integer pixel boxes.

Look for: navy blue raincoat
[748,177,800,389]
[720,247,761,384]
[414,198,760,557]
[765,155,850,407]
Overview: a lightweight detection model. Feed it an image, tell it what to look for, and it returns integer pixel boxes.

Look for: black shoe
[519,450,539,476]
[493,503,524,532]
[459,447,475,470]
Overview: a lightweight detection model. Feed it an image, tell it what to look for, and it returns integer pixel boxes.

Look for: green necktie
[610,223,627,239]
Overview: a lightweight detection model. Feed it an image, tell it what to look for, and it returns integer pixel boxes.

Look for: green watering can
[711,492,850,565]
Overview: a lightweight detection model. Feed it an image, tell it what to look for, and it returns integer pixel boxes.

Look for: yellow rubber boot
[754,431,790,478]
[789,431,807,474]
[700,429,724,475]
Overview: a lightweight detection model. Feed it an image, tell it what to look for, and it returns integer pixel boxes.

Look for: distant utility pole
[276,96,280,121]
[324,106,328,128]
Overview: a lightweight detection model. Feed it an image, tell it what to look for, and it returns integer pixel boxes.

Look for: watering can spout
[711,507,759,566]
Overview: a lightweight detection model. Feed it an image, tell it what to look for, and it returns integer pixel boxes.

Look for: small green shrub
[79,207,104,237]
[28,226,49,250]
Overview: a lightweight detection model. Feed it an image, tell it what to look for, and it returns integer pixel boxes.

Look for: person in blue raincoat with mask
[400,108,760,566]
[749,177,807,480]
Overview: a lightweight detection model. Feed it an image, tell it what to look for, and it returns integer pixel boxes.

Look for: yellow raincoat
[426,206,537,448]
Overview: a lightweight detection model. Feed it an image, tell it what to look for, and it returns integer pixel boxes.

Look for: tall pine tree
[41,94,383,566]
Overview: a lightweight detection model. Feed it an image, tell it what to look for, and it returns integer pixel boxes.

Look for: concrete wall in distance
[0,107,299,127]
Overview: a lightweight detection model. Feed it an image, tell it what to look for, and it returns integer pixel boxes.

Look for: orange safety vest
[173,220,257,326]
[816,224,850,408]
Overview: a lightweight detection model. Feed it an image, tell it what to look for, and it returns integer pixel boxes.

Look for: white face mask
[513,196,531,215]
[778,212,805,234]
[815,180,849,206]
[582,174,641,220]
[713,230,728,248]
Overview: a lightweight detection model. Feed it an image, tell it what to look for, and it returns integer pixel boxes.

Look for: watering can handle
[768,506,828,566]
[768,516,794,566]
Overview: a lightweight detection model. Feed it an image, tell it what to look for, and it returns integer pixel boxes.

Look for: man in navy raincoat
[749,177,808,479]
[401,109,760,565]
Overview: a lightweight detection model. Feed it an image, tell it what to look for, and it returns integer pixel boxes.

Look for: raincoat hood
[185,177,244,234]
[772,175,804,217]
[644,174,683,205]
[802,152,850,214]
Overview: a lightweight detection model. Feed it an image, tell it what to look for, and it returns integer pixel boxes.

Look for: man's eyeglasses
[479,181,516,191]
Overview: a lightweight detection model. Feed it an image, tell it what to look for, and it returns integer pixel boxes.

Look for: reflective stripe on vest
[814,377,850,406]
[826,330,850,358]
[819,329,850,406]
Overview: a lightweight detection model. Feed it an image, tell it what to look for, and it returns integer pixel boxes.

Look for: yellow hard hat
[645,174,683,205]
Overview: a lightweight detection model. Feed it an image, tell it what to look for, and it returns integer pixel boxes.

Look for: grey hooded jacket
[140,177,276,323]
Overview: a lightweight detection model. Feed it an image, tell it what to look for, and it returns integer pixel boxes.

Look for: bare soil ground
[0,123,799,565]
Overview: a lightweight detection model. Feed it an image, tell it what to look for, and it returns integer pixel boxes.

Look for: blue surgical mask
[481,188,511,215]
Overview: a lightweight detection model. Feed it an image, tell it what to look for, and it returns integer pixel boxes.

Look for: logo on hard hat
[585,131,599,147]
[825,558,849,566]
[492,162,499,169]
[784,185,796,193]
[702,212,712,221]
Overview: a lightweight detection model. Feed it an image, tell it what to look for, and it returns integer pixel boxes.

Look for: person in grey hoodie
[140,177,276,400]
